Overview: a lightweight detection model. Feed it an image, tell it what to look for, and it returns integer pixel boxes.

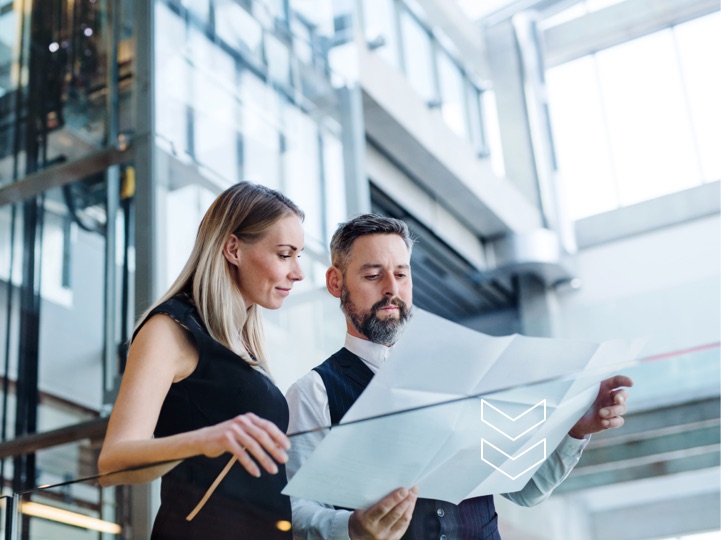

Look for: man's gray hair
[329,214,414,272]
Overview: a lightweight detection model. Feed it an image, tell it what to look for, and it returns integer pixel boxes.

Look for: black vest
[314,348,501,540]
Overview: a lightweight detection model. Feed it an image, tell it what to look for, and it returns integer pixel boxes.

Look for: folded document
[283,309,644,509]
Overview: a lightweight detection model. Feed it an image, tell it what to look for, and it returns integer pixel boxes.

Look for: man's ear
[223,234,242,267]
[326,266,343,298]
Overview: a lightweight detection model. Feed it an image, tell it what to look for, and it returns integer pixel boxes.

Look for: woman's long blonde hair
[137,182,304,373]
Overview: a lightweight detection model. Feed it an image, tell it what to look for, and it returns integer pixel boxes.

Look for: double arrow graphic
[480,399,547,480]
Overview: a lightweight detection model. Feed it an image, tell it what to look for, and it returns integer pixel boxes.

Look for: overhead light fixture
[20,501,122,535]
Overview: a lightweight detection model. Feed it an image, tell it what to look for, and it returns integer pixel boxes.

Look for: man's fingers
[377,488,417,531]
[607,375,634,389]
[603,416,625,429]
[387,494,417,537]
[613,388,629,405]
[363,488,409,523]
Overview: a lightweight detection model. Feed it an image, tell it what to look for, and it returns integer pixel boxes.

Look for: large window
[361,0,492,157]
[546,12,720,220]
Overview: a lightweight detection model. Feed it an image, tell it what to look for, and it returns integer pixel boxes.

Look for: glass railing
[0,342,716,538]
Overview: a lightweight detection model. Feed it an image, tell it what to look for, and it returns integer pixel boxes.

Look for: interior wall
[555,214,720,356]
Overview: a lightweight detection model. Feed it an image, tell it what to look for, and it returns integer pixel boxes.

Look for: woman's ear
[326,266,343,299]
[223,234,242,267]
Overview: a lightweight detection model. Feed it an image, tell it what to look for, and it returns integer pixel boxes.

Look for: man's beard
[341,286,411,345]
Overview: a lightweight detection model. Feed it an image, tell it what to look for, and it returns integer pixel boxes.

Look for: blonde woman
[99,182,305,539]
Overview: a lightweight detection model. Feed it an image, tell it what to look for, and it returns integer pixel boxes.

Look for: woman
[98,182,305,539]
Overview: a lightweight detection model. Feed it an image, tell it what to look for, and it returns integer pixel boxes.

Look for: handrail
[0,417,108,459]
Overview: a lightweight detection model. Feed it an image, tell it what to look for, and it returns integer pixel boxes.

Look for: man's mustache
[371,297,409,314]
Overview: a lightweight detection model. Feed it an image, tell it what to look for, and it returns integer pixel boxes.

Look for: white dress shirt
[285,334,589,540]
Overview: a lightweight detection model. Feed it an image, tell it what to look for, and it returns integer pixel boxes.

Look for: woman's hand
[197,412,291,477]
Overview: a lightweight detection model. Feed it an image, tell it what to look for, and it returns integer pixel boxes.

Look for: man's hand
[569,375,634,439]
[348,487,418,540]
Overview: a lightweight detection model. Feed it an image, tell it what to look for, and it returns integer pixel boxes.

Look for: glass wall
[151,0,352,394]
[1,6,136,531]
[359,0,491,156]
[546,11,721,220]
[0,0,354,534]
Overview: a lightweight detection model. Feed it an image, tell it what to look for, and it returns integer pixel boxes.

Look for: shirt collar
[343,333,392,373]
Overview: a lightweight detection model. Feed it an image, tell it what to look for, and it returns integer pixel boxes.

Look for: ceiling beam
[544,0,719,67]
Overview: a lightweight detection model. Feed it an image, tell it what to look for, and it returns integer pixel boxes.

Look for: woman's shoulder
[152,294,195,317]
[134,294,199,339]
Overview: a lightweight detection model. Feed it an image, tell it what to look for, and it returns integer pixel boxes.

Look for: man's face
[333,234,413,345]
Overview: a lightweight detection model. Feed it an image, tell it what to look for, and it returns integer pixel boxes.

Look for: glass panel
[436,48,469,139]
[38,186,108,428]
[155,1,190,159]
[321,130,346,243]
[3,341,717,538]
[291,16,314,66]
[399,8,435,103]
[596,29,700,206]
[546,55,618,220]
[118,0,136,139]
[0,3,20,187]
[183,0,211,23]
[17,453,124,538]
[215,1,264,62]
[467,84,486,154]
[240,68,282,189]
[361,0,400,68]
[0,0,125,188]
[282,104,323,245]
[547,14,719,221]
[482,90,505,179]
[266,33,292,88]
[189,26,240,182]
[673,12,721,183]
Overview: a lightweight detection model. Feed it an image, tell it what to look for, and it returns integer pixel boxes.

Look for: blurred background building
[0,0,718,538]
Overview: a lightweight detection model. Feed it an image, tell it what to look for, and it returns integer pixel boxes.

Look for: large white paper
[283,309,645,509]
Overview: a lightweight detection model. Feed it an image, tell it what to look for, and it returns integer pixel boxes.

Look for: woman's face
[229,215,305,309]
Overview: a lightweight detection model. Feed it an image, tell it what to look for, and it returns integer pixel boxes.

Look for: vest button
[440,535,447,540]
[437,508,445,517]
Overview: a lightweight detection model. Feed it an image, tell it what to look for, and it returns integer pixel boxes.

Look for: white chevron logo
[481,399,547,441]
[481,438,547,480]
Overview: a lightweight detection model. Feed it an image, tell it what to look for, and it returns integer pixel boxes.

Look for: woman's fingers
[226,414,290,476]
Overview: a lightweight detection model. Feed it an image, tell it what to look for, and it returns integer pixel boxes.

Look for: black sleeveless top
[141,296,291,539]
[315,348,501,540]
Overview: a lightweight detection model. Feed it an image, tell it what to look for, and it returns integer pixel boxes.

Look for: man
[286,214,632,540]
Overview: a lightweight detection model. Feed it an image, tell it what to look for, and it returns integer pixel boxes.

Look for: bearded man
[285,214,632,540]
